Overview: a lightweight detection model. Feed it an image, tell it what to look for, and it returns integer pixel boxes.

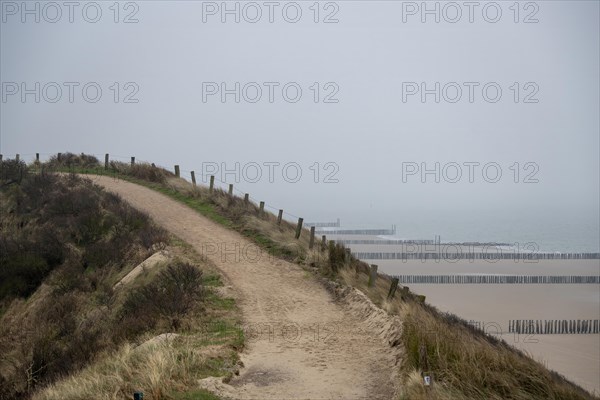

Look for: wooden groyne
[509,319,600,334]
[315,225,396,235]
[338,240,513,246]
[337,239,435,245]
[396,275,600,284]
[304,219,340,228]
[353,251,600,260]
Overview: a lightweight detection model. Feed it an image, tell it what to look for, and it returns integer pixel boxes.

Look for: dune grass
[1,159,244,399]
[32,338,239,400]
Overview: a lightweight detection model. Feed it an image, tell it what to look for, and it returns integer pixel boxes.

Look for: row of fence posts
[5,153,70,167]
[167,157,316,245]
[3,153,410,304]
[5,153,103,167]
[1,152,310,247]
[163,157,409,299]
[3,153,41,163]
[509,319,600,334]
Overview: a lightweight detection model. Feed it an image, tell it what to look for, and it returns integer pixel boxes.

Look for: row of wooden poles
[2,152,311,242]
[161,156,407,300]
[112,154,319,244]
[396,275,600,284]
[508,319,600,334]
[354,252,600,260]
[305,219,340,228]
[125,154,406,300]
[316,227,396,235]
[339,239,436,245]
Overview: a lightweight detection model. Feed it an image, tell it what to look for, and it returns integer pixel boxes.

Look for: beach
[338,238,600,394]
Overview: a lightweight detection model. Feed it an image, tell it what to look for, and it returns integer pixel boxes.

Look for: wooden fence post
[277,209,283,225]
[209,175,215,193]
[0,154,3,162]
[345,248,351,266]
[105,154,109,169]
[57,153,61,162]
[388,277,399,299]
[244,193,249,204]
[419,344,430,371]
[321,235,327,251]
[228,184,233,197]
[35,153,40,163]
[174,165,180,177]
[368,264,378,287]
[191,171,196,186]
[295,218,303,239]
[259,201,265,215]
[309,226,316,249]
[131,156,135,166]
[15,154,20,163]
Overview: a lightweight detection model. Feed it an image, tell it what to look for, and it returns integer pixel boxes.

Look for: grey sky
[1,0,598,247]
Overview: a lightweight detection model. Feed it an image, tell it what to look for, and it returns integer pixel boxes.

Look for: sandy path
[88,175,398,400]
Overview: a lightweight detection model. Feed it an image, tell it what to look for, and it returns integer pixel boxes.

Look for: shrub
[0,251,51,299]
[120,262,204,336]
[45,153,99,169]
[328,241,346,274]
[108,162,171,184]
[0,171,176,398]
[0,159,27,186]
[129,164,169,183]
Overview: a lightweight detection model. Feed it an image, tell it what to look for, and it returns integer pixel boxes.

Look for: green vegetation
[169,389,222,400]
[399,306,593,399]
[0,158,241,400]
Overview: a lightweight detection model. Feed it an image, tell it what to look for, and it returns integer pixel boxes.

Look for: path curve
[88,175,398,400]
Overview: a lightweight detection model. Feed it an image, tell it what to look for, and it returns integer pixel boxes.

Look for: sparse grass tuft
[32,339,237,400]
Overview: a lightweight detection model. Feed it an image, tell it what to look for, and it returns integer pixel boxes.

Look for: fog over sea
[322,207,600,253]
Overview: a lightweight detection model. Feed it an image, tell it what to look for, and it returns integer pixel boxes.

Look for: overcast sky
[1,0,598,245]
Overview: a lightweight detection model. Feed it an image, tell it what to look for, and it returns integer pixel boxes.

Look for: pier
[353,251,600,260]
[315,225,396,235]
[395,275,600,284]
[304,219,341,228]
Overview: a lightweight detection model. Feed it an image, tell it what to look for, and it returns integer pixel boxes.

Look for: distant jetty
[352,251,600,260]
[304,219,341,228]
[396,275,600,284]
[337,239,512,246]
[315,225,396,235]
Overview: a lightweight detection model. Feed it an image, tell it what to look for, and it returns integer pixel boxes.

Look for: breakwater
[509,319,600,334]
[396,275,600,284]
[304,219,341,228]
[353,251,600,260]
[315,225,396,235]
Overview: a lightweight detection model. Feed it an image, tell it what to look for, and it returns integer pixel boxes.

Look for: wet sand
[405,283,600,393]
[345,245,600,394]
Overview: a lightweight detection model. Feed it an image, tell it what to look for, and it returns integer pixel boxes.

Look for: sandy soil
[87,176,399,400]
[113,250,169,289]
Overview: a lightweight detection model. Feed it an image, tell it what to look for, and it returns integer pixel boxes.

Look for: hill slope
[0,164,242,400]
